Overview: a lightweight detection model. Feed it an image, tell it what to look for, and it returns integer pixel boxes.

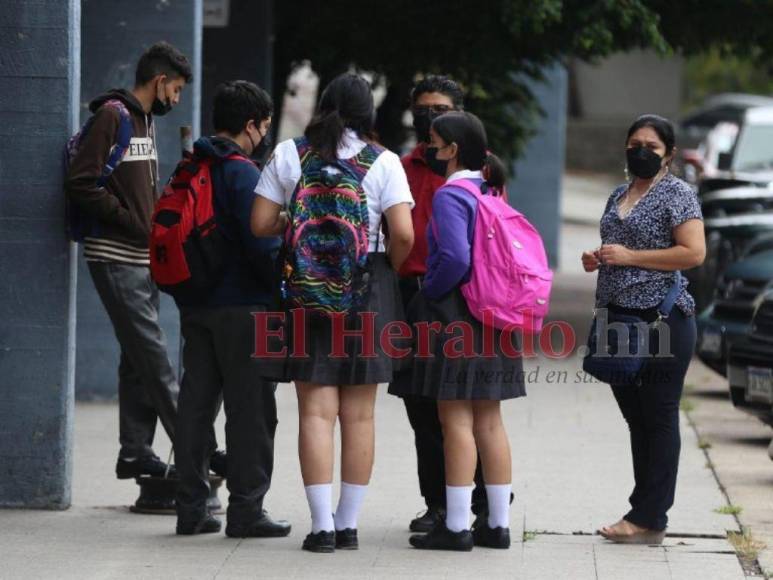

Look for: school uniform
[389,170,526,401]
[174,137,281,530]
[254,129,414,385]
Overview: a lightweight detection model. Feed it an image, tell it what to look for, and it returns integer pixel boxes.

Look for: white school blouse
[255,129,414,251]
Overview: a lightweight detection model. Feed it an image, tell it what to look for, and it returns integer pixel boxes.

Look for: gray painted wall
[509,65,568,268]
[0,0,79,508]
[76,0,202,399]
[567,51,683,173]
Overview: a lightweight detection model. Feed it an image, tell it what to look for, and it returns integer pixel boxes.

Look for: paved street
[0,273,748,580]
[0,174,759,578]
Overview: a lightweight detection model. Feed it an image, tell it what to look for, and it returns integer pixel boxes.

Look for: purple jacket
[423,178,481,299]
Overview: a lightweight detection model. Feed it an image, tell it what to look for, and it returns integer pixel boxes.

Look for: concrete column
[0,0,80,508]
[76,0,202,398]
[509,64,568,268]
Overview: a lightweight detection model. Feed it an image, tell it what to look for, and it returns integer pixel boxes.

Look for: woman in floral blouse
[582,114,706,544]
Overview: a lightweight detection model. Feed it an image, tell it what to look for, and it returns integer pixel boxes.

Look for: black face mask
[412,110,433,143]
[626,146,663,179]
[247,125,271,162]
[425,146,449,177]
[151,80,173,116]
[250,128,272,162]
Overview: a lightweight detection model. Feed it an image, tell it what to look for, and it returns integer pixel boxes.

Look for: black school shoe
[225,510,292,538]
[335,528,358,550]
[116,455,176,480]
[472,523,511,549]
[176,514,222,535]
[409,522,474,551]
[209,450,227,478]
[409,506,446,533]
[302,530,336,553]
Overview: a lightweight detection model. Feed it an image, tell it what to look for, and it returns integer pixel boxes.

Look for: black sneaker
[116,455,176,480]
[226,510,291,538]
[409,522,473,551]
[409,506,445,533]
[471,510,487,531]
[472,523,511,549]
[210,450,227,478]
[302,530,335,553]
[176,514,222,535]
[335,528,358,550]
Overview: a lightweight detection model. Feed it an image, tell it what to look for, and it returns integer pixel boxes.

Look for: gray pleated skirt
[388,287,527,401]
[263,253,409,386]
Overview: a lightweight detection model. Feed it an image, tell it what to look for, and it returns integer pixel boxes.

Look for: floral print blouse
[595,173,703,315]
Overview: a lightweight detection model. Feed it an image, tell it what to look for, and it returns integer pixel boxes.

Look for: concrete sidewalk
[0,273,748,579]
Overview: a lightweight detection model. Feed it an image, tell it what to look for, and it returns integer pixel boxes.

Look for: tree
[271,0,773,164]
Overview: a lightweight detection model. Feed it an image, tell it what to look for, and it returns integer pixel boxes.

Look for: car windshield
[733,123,773,171]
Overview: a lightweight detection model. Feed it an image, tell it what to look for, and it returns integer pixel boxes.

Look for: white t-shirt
[255,129,414,251]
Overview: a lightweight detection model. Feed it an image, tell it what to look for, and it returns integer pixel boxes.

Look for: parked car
[727,292,773,426]
[680,93,773,146]
[697,106,773,195]
[697,247,773,375]
[701,187,773,218]
[688,208,773,312]
[680,122,739,185]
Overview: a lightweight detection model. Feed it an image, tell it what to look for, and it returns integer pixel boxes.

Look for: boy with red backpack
[159,81,290,538]
[64,42,195,480]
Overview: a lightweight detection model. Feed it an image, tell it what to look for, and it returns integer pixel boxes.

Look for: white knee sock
[333,482,368,531]
[445,485,474,532]
[305,483,334,533]
[486,483,512,529]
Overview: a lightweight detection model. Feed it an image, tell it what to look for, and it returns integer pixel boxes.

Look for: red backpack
[149,152,251,302]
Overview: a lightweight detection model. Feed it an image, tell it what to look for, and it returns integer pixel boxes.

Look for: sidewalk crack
[213,538,242,579]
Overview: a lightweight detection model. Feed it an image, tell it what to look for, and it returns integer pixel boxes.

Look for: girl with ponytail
[389,111,526,551]
[252,73,415,553]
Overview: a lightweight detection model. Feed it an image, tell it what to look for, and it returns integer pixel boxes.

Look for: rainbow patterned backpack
[281,137,384,314]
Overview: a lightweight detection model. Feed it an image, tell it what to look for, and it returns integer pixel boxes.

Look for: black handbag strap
[656,271,683,319]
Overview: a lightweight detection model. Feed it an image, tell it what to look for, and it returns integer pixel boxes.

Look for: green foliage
[684,49,773,110]
[272,0,773,165]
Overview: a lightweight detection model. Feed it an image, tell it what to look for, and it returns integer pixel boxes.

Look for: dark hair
[305,73,376,162]
[625,114,676,154]
[213,80,273,135]
[431,111,506,189]
[411,75,464,109]
[135,41,193,86]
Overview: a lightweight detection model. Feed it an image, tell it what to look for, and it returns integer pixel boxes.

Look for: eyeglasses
[412,105,454,116]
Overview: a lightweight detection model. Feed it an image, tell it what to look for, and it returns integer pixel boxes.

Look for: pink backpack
[451,179,553,333]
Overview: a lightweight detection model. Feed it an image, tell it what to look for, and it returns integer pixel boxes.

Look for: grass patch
[522,531,538,542]
[698,438,712,450]
[728,528,766,561]
[680,398,696,413]
[705,460,714,469]
[715,505,743,516]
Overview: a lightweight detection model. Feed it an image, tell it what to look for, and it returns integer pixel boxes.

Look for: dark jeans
[610,308,696,531]
[88,261,179,459]
[398,277,487,514]
[175,305,278,524]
